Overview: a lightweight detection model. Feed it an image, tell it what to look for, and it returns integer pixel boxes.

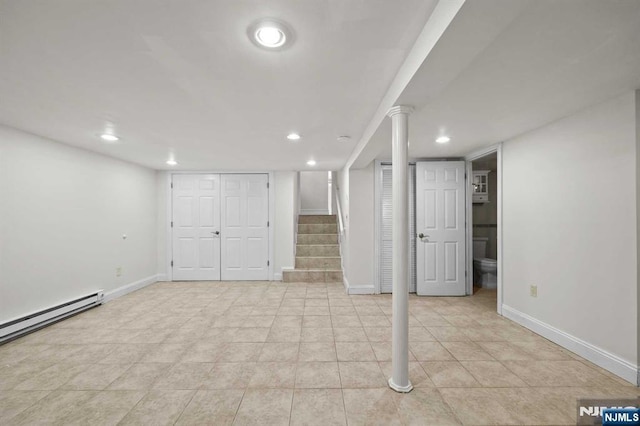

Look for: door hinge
[267,221,270,227]
[171,182,173,189]
[267,182,270,189]
[267,260,270,266]
[171,221,173,228]
[171,260,174,267]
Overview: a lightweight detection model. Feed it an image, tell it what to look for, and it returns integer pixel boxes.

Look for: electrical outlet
[530,285,538,298]
[116,267,122,277]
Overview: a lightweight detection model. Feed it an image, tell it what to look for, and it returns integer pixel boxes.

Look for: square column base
[388,377,413,393]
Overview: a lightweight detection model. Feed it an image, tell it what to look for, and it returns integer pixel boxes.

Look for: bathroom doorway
[465,144,502,313]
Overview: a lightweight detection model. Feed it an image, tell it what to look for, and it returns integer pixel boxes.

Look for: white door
[416,161,466,296]
[221,174,269,280]
[172,174,221,280]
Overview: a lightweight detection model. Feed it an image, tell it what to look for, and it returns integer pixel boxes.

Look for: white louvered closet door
[379,164,416,293]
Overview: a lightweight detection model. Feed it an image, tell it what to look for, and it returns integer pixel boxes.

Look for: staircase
[283,215,343,283]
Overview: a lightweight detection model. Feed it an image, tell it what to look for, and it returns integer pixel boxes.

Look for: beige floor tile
[233,388,292,426]
[330,306,357,316]
[180,342,227,362]
[359,316,391,327]
[336,342,376,361]
[248,362,296,388]
[272,316,303,328]
[259,342,299,362]
[338,362,387,388]
[364,327,392,342]
[408,326,437,341]
[107,363,170,390]
[300,327,334,342]
[304,306,330,316]
[331,315,361,327]
[140,343,189,363]
[65,390,146,425]
[98,344,155,364]
[0,362,55,390]
[421,361,482,388]
[218,343,263,362]
[0,390,50,423]
[202,363,256,389]
[441,341,495,361]
[342,388,402,426]
[14,363,91,391]
[267,326,302,342]
[8,390,99,425]
[298,342,337,362]
[153,362,214,390]
[461,360,528,387]
[175,389,243,426]
[119,389,195,425]
[291,389,346,426]
[409,341,455,361]
[503,360,622,387]
[393,387,462,425]
[302,315,332,328]
[3,283,637,426]
[295,362,341,388]
[228,328,271,343]
[60,363,131,390]
[333,327,368,342]
[476,341,534,360]
[426,326,471,342]
[241,315,275,328]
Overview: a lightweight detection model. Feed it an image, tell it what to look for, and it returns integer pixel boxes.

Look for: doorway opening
[465,144,503,314]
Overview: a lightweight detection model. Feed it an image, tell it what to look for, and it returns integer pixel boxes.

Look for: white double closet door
[172,174,269,281]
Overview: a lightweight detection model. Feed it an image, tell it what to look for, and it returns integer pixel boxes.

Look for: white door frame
[164,171,275,282]
[464,144,503,315]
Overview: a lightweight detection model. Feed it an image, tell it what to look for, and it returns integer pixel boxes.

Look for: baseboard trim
[104,274,158,303]
[342,275,350,292]
[156,273,168,282]
[274,273,282,281]
[300,209,330,215]
[348,285,375,295]
[502,304,638,385]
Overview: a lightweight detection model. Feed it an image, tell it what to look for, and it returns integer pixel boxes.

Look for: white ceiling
[0,0,437,171]
[358,0,640,165]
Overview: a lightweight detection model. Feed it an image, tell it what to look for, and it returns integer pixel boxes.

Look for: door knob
[211,231,220,235]
[418,233,429,239]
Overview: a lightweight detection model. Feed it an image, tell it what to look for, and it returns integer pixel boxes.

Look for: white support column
[387,105,413,393]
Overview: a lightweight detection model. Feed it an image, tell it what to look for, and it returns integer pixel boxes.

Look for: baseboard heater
[0,290,104,344]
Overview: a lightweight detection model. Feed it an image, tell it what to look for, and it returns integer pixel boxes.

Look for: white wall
[502,92,638,379]
[274,171,298,279]
[0,125,157,323]
[336,163,375,293]
[300,171,329,215]
[346,163,375,290]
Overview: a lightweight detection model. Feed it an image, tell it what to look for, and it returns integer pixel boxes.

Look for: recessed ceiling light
[436,136,451,144]
[306,159,316,166]
[287,133,301,141]
[166,159,178,166]
[100,133,120,142]
[337,135,351,143]
[249,19,293,50]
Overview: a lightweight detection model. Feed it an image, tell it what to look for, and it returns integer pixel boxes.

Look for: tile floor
[0,281,637,425]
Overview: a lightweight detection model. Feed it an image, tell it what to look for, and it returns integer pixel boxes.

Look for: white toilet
[473,237,497,289]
